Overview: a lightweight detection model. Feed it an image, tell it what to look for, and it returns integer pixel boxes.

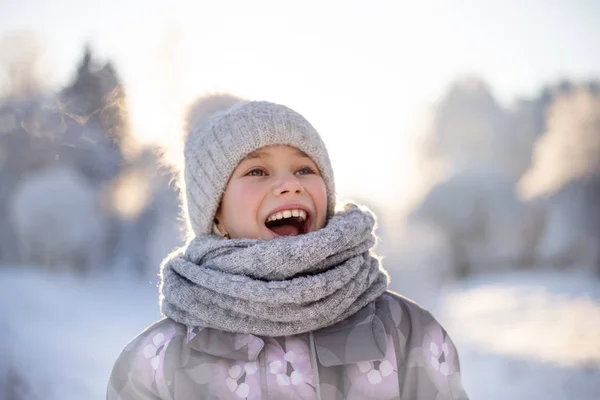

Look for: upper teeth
[267,209,307,222]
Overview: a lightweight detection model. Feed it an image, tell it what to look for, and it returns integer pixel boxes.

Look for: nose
[273,172,304,197]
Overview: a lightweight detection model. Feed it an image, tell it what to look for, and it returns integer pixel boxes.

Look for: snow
[1,265,599,399]
[438,268,600,400]
[9,165,107,271]
[0,267,160,400]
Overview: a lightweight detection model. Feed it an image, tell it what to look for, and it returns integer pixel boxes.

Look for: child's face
[215,145,328,240]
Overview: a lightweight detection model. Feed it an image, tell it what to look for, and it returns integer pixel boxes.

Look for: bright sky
[2,0,599,211]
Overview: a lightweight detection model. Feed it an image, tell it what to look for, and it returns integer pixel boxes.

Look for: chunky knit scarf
[159,203,389,337]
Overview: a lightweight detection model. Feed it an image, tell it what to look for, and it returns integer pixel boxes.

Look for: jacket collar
[313,301,387,366]
[185,302,387,366]
[185,326,264,362]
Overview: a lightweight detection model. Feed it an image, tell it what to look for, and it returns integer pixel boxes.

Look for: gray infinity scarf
[159,203,389,337]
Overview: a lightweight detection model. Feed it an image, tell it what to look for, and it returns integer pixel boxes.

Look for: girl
[107,101,469,399]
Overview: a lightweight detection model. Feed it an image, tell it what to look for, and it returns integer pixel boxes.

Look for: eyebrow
[242,148,310,161]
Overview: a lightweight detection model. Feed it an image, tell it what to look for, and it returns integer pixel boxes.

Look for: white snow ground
[438,268,600,400]
[1,266,599,399]
[0,268,161,400]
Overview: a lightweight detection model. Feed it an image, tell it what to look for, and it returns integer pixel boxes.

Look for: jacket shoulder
[107,318,185,399]
[376,290,440,332]
[375,291,470,399]
[375,291,456,367]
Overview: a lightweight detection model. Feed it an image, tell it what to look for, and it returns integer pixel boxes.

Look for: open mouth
[265,208,310,237]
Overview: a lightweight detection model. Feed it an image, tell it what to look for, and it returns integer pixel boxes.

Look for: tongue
[269,223,300,236]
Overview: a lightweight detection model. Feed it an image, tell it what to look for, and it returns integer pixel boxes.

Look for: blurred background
[1,0,599,399]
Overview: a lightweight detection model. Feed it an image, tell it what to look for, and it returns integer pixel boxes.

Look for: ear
[213,210,229,238]
[214,208,223,229]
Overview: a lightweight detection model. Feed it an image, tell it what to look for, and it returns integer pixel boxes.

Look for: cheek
[308,178,328,226]
[221,182,262,220]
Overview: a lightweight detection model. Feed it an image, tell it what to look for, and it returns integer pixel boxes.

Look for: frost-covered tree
[0,46,132,271]
[0,99,62,264]
[58,47,129,183]
[410,170,540,277]
[520,87,600,197]
[425,77,532,181]
[531,177,600,271]
[412,78,600,276]
[520,86,600,271]
[412,77,541,276]
[9,165,107,272]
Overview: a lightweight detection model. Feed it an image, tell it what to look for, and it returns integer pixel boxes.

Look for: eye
[296,166,317,176]
[246,168,266,177]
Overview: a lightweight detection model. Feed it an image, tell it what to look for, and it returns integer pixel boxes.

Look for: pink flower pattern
[345,333,400,399]
[420,323,460,395]
[109,293,468,399]
[263,335,316,399]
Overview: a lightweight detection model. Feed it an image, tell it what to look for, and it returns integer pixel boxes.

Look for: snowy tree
[0,45,134,272]
[425,77,531,181]
[0,98,63,264]
[411,77,543,276]
[9,165,107,272]
[412,78,600,276]
[532,177,600,270]
[520,87,600,197]
[410,170,540,277]
[520,86,600,271]
[58,47,129,183]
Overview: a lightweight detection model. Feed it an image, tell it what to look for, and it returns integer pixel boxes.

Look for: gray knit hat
[183,101,336,237]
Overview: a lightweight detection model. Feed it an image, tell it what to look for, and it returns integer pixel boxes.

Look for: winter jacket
[107,291,469,399]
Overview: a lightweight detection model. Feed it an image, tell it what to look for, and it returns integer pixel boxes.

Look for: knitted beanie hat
[183,101,336,237]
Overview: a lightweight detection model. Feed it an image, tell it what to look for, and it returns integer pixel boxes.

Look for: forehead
[242,145,310,161]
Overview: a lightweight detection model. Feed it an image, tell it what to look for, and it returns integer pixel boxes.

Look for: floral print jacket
[107,291,469,400]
